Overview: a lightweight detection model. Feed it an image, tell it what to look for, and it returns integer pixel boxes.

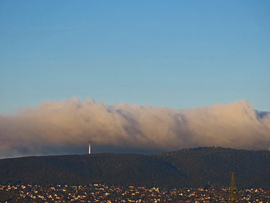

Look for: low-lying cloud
[1,97,270,158]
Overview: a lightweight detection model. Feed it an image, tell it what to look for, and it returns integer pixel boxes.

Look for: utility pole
[229,172,237,203]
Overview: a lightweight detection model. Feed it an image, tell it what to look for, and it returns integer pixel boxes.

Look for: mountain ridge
[0,147,270,189]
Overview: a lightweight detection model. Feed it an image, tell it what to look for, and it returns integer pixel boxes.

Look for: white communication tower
[89,141,91,155]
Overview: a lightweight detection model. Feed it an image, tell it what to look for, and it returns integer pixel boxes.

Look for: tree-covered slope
[157,147,270,189]
[0,147,270,189]
[0,153,186,188]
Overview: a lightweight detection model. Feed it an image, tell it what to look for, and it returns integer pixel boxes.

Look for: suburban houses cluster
[1,183,270,202]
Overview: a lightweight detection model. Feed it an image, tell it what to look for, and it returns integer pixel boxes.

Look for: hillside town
[1,183,269,202]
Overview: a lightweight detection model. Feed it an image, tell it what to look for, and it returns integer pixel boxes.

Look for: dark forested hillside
[157,147,270,189]
[0,147,270,189]
[0,153,186,188]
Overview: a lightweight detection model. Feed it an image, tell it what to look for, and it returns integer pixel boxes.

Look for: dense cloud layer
[1,98,270,158]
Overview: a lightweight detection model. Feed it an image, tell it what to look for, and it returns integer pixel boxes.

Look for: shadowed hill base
[0,147,270,189]
[0,153,186,188]
[158,147,270,189]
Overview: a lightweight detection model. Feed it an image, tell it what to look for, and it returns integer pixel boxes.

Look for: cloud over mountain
[0,98,270,158]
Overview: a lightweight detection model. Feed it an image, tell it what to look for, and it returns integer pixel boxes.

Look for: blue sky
[1,0,270,113]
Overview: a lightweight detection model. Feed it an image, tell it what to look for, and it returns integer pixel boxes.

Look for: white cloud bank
[0,98,270,158]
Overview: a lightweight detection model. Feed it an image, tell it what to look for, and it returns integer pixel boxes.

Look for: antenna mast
[89,141,91,155]
[229,172,237,203]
